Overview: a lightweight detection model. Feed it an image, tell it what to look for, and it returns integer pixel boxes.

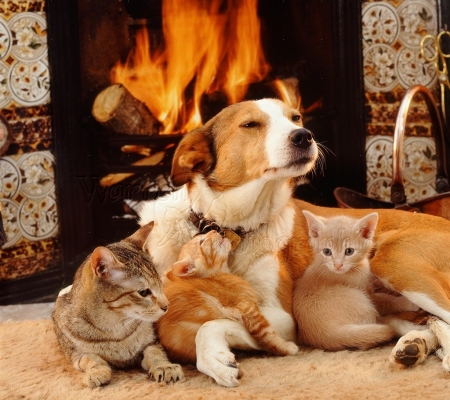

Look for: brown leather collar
[189,209,257,237]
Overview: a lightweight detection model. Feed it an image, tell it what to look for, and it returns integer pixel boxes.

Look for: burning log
[92,84,160,135]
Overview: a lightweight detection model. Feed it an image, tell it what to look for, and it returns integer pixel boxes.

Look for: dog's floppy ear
[170,126,215,186]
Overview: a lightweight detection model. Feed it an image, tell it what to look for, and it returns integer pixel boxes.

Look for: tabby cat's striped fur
[157,230,298,363]
[52,222,184,387]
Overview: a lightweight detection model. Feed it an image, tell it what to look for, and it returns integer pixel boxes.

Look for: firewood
[92,83,160,135]
[99,150,166,187]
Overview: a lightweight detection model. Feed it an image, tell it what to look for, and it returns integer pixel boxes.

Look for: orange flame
[111,0,297,134]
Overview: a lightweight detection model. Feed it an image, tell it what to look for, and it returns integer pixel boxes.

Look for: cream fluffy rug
[1,319,449,400]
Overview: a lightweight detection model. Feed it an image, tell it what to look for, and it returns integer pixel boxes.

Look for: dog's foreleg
[427,316,450,372]
[195,319,260,387]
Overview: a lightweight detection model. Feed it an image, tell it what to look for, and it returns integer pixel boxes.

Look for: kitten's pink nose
[334,264,343,271]
[159,297,169,312]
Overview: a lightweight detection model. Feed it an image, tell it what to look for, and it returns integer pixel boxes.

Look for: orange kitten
[293,211,396,351]
[157,230,298,363]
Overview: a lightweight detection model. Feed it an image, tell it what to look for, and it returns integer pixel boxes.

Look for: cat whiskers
[117,314,141,329]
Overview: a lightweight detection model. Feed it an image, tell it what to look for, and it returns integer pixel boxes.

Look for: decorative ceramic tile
[362,2,400,49]
[9,59,50,106]
[0,18,12,59]
[1,198,21,247]
[18,194,58,241]
[0,61,11,107]
[0,156,21,198]
[396,46,436,88]
[366,135,437,202]
[8,12,47,62]
[17,151,54,197]
[396,1,437,49]
[0,10,48,109]
[363,44,399,92]
[0,150,57,248]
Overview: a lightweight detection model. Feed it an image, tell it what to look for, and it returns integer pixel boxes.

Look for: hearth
[46,0,366,282]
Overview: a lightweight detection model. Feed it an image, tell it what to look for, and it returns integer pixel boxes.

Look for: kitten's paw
[282,341,299,356]
[390,336,429,367]
[84,365,111,388]
[197,350,241,387]
[148,363,184,384]
[441,354,450,372]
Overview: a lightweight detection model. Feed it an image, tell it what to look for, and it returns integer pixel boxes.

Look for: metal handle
[391,85,449,206]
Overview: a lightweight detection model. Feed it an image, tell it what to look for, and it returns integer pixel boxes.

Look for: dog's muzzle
[289,128,314,149]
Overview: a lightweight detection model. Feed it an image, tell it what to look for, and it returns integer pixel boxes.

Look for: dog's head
[171,98,318,191]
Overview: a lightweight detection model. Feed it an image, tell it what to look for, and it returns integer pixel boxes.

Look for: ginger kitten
[52,222,184,387]
[157,230,298,363]
[293,211,396,351]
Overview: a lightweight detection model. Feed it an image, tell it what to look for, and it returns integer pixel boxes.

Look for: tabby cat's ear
[124,221,154,251]
[302,210,324,238]
[91,246,125,282]
[356,212,378,240]
[172,259,196,277]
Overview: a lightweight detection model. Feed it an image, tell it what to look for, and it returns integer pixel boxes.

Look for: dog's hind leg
[382,315,438,368]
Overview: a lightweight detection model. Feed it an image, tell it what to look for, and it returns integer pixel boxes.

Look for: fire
[111,0,296,134]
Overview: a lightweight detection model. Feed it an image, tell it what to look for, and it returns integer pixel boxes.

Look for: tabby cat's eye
[345,248,355,256]
[322,248,332,256]
[138,289,151,297]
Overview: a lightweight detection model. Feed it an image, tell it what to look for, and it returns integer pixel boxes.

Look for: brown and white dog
[139,99,450,386]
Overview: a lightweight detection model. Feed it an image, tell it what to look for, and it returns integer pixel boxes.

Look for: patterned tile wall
[362,0,440,202]
[0,0,60,282]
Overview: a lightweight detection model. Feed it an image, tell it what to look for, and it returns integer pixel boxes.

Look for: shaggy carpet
[0,319,449,400]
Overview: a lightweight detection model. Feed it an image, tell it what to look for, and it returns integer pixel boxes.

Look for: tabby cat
[157,230,298,364]
[293,211,397,351]
[52,222,184,388]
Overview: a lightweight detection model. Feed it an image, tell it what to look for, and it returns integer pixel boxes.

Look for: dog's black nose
[289,128,313,149]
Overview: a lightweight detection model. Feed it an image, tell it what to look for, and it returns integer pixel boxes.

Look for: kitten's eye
[345,248,355,256]
[292,114,302,122]
[322,248,332,256]
[138,289,151,297]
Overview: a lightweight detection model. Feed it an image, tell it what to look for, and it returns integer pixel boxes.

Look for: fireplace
[44,0,366,285]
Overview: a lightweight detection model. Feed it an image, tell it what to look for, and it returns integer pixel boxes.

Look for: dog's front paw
[84,364,111,388]
[390,334,429,367]
[197,349,242,387]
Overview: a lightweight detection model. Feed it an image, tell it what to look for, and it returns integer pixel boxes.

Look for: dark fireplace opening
[45,0,365,283]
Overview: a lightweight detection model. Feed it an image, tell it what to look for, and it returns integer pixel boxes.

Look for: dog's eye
[138,289,151,297]
[241,121,260,128]
[292,114,302,122]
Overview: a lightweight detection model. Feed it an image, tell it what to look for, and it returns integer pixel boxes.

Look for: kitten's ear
[302,210,324,238]
[91,246,125,282]
[356,212,378,239]
[172,259,197,277]
[124,221,154,251]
